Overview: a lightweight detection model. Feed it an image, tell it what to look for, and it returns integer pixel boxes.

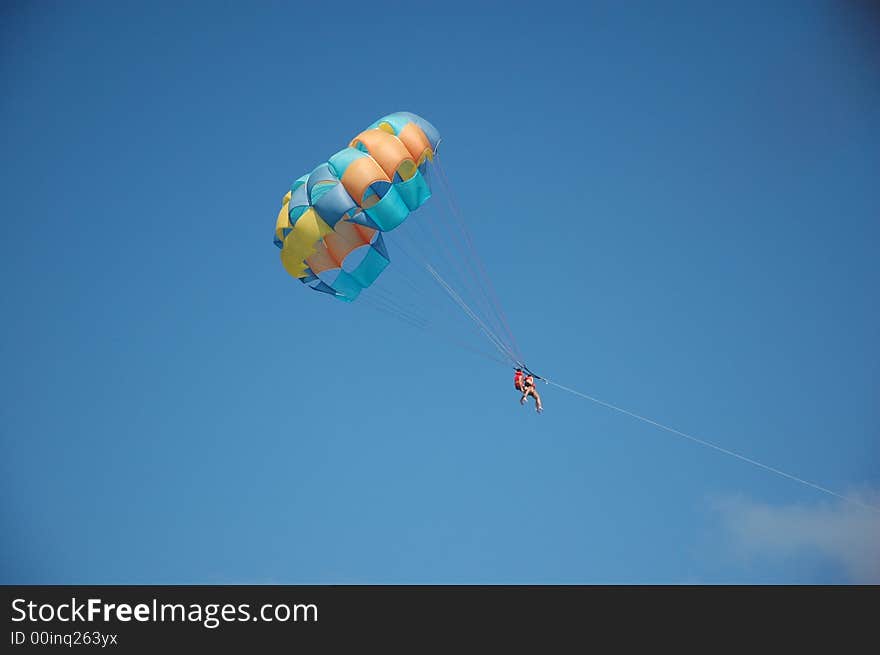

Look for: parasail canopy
[274,112,441,302]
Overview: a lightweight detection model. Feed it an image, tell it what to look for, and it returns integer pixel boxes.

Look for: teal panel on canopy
[328,271,362,301]
[348,246,390,288]
[364,186,409,231]
[395,170,431,211]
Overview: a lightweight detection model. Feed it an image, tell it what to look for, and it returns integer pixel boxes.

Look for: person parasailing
[515,367,543,413]
[514,367,525,394]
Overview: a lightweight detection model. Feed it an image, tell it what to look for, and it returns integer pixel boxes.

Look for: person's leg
[528,388,542,411]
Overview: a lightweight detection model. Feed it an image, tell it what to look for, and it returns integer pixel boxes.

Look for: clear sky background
[2,0,878,584]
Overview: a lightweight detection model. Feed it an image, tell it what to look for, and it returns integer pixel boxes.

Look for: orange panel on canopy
[305,242,338,274]
[340,156,390,205]
[398,122,433,163]
[352,223,375,244]
[324,220,371,265]
[350,129,414,179]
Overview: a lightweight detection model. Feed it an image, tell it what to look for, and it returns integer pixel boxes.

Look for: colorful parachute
[274,112,441,301]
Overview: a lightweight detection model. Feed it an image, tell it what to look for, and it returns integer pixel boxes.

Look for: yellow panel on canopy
[279,207,333,278]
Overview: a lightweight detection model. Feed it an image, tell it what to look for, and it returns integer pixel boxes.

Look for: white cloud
[712,489,880,583]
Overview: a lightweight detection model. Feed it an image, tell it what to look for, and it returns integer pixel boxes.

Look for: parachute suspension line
[543,377,880,515]
[419,165,516,361]
[359,276,430,325]
[392,231,520,365]
[359,293,428,329]
[379,254,429,300]
[367,284,426,319]
[423,167,520,364]
[358,282,511,368]
[434,157,524,364]
[360,295,428,331]
[394,226,520,366]
[396,220,496,340]
[424,261,520,366]
[406,194,513,360]
[430,333,512,367]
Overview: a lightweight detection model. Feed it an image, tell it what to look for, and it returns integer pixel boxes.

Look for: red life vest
[514,370,523,390]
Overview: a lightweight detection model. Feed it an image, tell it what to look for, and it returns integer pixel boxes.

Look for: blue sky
[2,0,878,584]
